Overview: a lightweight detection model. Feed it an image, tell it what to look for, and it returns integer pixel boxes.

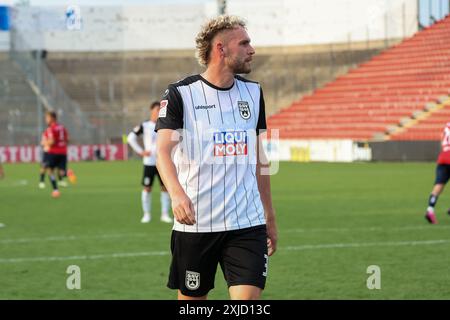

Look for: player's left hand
[266,216,278,256]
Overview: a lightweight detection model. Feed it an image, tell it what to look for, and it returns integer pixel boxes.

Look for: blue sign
[0,6,10,31]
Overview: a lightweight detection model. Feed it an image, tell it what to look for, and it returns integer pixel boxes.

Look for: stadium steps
[389,96,450,141]
[0,53,40,145]
[46,42,383,138]
[268,14,450,141]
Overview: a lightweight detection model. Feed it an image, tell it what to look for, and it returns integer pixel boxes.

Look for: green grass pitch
[1,160,450,299]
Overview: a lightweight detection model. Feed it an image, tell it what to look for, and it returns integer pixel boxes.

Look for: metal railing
[9,28,96,144]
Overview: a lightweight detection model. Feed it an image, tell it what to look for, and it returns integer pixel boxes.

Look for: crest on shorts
[238,101,251,120]
[185,270,200,290]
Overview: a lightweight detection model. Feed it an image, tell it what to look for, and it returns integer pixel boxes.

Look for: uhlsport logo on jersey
[185,270,200,290]
[213,131,247,156]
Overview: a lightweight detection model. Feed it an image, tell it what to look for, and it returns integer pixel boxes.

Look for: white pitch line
[0,233,150,244]
[283,239,450,251]
[0,179,29,187]
[1,239,450,264]
[0,251,169,264]
[0,225,448,245]
[283,225,450,234]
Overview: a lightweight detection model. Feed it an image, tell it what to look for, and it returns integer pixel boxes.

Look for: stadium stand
[44,44,382,141]
[391,97,450,140]
[268,15,450,141]
[0,52,39,145]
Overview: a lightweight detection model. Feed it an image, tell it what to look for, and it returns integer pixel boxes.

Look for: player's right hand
[171,192,196,225]
[140,150,151,157]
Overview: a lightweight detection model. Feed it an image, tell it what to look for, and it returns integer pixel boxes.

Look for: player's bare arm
[156,129,196,225]
[126,131,151,157]
[47,137,54,147]
[40,136,50,151]
[256,135,278,256]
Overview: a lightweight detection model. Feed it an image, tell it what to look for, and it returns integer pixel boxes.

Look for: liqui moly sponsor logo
[213,131,247,156]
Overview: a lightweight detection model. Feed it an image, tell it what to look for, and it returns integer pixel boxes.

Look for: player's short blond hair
[195,15,246,67]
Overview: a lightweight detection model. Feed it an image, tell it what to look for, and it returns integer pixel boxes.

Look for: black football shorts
[142,165,164,188]
[435,164,450,184]
[46,154,67,171]
[167,225,268,297]
[41,152,50,167]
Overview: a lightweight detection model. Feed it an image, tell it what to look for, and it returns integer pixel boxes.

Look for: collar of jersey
[198,74,235,91]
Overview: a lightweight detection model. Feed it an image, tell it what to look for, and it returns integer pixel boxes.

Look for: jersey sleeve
[155,85,184,132]
[256,86,267,135]
[132,124,144,136]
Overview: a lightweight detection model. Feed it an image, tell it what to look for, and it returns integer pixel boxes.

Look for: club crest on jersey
[238,101,251,120]
[185,270,200,290]
[213,131,247,156]
[159,100,168,118]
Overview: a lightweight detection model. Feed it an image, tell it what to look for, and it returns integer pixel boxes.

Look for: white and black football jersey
[130,120,157,166]
[155,74,267,233]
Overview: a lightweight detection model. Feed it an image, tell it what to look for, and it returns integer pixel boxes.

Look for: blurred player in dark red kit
[42,111,69,198]
[425,123,450,224]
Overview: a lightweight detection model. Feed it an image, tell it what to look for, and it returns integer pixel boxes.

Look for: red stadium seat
[268,15,450,141]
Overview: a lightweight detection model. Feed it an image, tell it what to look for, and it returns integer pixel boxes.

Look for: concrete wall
[229,0,418,46]
[370,141,440,161]
[11,3,217,51]
[10,0,418,51]
[0,31,9,51]
[44,44,382,140]
[262,139,372,162]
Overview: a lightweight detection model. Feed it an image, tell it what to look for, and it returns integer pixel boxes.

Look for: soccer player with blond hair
[156,15,277,300]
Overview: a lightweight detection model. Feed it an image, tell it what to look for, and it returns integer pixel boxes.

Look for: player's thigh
[168,230,224,298]
[41,153,49,169]
[177,290,207,300]
[229,285,262,300]
[220,226,268,295]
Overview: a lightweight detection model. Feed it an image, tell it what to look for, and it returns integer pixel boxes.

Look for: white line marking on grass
[2,239,450,263]
[0,179,29,187]
[0,233,149,244]
[284,239,450,251]
[1,225,448,245]
[0,251,169,263]
[283,225,450,234]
